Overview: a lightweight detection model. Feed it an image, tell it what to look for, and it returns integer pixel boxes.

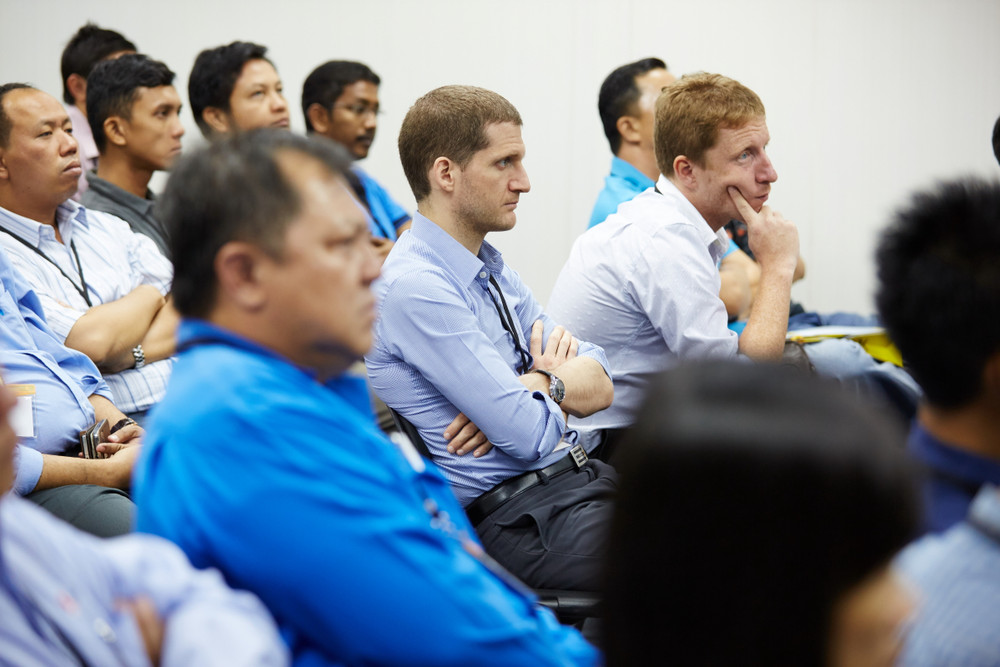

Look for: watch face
[551,377,566,404]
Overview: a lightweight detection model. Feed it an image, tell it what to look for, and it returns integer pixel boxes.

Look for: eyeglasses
[334,103,381,119]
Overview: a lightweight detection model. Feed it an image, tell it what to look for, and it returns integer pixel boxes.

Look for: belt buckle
[569,444,588,469]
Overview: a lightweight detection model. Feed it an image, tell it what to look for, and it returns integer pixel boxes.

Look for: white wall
[3,0,998,313]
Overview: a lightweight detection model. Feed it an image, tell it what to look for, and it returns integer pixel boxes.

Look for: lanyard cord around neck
[486,274,530,375]
[0,228,93,307]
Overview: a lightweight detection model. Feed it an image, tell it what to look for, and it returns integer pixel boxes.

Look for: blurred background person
[603,361,919,666]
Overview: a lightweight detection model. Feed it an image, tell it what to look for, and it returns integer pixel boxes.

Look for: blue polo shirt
[588,156,654,228]
[134,319,598,666]
[908,421,1000,534]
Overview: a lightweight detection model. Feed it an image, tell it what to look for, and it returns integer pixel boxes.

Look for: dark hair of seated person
[602,361,919,666]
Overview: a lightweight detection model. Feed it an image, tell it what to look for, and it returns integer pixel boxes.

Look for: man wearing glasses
[302,61,411,265]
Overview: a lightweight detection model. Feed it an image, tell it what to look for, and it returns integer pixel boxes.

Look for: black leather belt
[465,444,589,527]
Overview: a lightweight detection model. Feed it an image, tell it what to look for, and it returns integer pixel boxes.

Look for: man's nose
[758,153,777,183]
[61,129,78,156]
[511,165,530,193]
[272,91,288,111]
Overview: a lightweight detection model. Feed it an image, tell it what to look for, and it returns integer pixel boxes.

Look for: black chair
[387,408,602,625]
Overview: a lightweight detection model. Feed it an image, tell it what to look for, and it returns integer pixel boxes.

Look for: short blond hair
[654,72,765,177]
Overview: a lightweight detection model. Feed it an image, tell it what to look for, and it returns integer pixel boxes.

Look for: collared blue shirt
[896,486,1000,666]
[907,421,1000,534]
[0,247,111,494]
[588,156,654,228]
[135,318,598,666]
[0,492,288,666]
[353,166,410,240]
[0,200,173,414]
[366,213,611,506]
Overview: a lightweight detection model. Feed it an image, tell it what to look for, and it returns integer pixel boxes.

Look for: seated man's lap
[27,484,133,537]
[475,459,617,591]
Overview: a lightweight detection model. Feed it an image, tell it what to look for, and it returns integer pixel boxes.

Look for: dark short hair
[598,57,667,154]
[86,54,175,153]
[992,114,1000,167]
[398,85,522,202]
[0,83,34,147]
[603,361,918,666]
[60,23,136,105]
[876,178,1000,407]
[162,130,353,317]
[301,60,380,132]
[188,41,270,137]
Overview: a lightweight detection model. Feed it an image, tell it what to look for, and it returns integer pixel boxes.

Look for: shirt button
[479,272,487,279]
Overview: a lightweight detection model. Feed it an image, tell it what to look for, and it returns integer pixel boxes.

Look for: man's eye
[498,158,510,168]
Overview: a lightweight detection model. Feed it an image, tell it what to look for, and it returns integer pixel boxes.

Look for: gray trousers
[474,459,617,592]
[27,485,133,537]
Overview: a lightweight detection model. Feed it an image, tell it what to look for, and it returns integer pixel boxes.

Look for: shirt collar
[909,421,1000,487]
[653,175,731,261]
[84,173,156,216]
[0,199,87,246]
[610,156,655,191]
[409,212,505,286]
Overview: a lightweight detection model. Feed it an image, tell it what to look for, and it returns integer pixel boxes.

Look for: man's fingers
[530,320,544,358]
[545,325,566,356]
[454,430,488,456]
[555,328,574,360]
[443,412,471,440]
[568,335,579,359]
[728,186,757,224]
[473,441,494,458]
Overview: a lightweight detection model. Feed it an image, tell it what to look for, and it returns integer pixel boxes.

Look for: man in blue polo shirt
[134,130,598,666]
[302,60,411,265]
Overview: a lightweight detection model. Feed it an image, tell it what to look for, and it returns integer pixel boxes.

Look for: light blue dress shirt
[0,247,112,494]
[366,213,611,506]
[896,486,1000,666]
[0,492,288,666]
[0,200,173,414]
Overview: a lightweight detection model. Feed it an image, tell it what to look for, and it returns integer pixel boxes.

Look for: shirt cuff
[13,445,43,495]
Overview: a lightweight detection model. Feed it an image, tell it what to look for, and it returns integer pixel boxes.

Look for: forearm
[90,394,128,427]
[35,452,129,490]
[719,263,752,319]
[548,356,613,418]
[140,299,180,363]
[737,265,794,361]
[66,285,166,372]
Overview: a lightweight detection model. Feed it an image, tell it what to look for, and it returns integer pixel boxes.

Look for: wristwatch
[531,369,565,404]
[132,344,146,370]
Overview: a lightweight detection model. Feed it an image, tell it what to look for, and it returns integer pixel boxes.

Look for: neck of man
[416,200,485,256]
[208,306,353,383]
[919,396,1000,459]
[616,144,659,183]
[664,174,728,232]
[0,189,63,236]
[96,150,153,199]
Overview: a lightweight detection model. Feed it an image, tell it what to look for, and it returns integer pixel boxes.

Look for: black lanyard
[0,228,93,307]
[486,275,530,375]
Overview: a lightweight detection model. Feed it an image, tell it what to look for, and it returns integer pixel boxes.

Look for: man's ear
[213,241,270,311]
[307,103,331,135]
[202,107,232,135]
[616,115,642,145]
[66,73,88,107]
[428,156,456,194]
[672,155,697,188]
[0,147,8,181]
[102,116,128,148]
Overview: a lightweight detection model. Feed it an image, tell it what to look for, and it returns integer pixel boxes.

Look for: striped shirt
[0,199,173,413]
